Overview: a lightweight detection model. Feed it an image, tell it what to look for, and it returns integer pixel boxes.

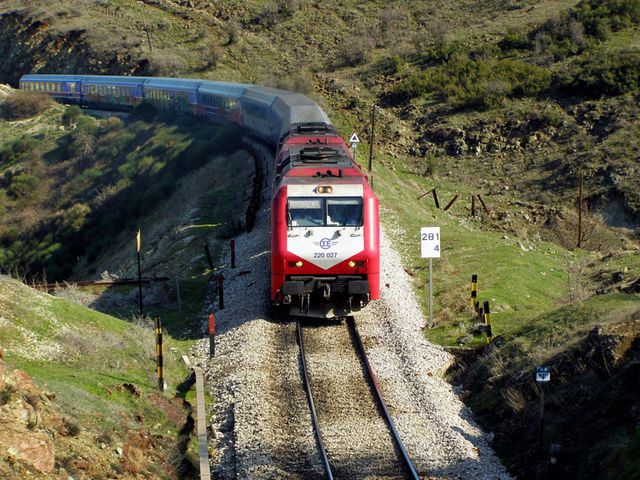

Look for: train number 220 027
[313,252,338,258]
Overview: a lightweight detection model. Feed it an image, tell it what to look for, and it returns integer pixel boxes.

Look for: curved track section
[297,317,419,480]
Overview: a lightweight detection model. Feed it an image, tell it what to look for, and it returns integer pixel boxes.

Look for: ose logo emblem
[319,238,332,250]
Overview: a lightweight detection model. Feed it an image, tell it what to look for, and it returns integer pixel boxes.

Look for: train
[19,74,380,318]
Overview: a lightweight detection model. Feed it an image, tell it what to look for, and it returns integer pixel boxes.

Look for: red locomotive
[271,124,380,318]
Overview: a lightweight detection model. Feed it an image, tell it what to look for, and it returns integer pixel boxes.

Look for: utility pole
[577,172,583,248]
[139,1,153,52]
[368,105,377,174]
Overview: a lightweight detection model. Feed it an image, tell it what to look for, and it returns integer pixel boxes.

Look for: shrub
[565,48,640,96]
[574,0,640,39]
[61,105,82,128]
[8,174,38,199]
[223,21,239,46]
[499,28,531,51]
[1,91,53,120]
[392,55,551,108]
[335,36,372,67]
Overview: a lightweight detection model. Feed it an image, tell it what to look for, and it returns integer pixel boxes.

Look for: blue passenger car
[240,86,282,143]
[82,76,145,109]
[19,74,84,103]
[197,81,247,124]
[142,78,202,114]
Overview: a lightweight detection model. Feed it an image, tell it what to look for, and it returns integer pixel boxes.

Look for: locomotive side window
[327,198,363,226]
[288,198,324,227]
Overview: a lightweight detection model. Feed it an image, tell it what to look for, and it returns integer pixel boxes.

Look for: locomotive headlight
[348,260,356,268]
[316,186,333,194]
[295,260,304,268]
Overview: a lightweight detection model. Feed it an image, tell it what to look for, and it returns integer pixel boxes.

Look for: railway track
[297,317,421,480]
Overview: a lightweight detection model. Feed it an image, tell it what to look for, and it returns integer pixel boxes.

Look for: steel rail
[347,316,421,480]
[296,319,335,480]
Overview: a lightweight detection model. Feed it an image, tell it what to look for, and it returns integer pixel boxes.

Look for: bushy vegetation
[393,54,551,109]
[0,107,243,280]
[501,0,640,59]
[562,47,640,96]
[0,91,53,120]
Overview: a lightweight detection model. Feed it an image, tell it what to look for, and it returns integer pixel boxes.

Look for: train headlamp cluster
[316,185,333,194]
[289,260,304,268]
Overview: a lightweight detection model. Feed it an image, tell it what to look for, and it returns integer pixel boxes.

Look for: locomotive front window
[288,198,324,227]
[287,197,363,227]
[327,198,363,226]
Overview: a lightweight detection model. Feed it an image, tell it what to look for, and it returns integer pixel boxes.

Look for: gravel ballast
[191,146,512,479]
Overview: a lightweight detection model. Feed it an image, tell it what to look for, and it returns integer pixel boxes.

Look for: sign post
[420,227,441,328]
[536,366,551,456]
[349,132,360,160]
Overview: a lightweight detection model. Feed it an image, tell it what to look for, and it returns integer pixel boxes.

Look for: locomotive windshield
[288,197,363,227]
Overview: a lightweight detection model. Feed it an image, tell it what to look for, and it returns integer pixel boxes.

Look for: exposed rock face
[0,11,148,85]
[0,359,55,473]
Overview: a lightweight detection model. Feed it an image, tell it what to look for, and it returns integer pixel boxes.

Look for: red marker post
[209,313,216,358]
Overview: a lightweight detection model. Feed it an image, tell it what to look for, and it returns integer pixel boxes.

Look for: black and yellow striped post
[136,229,143,316]
[154,317,164,391]
[470,274,478,313]
[483,300,493,344]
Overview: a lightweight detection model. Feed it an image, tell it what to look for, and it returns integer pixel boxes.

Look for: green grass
[0,278,190,433]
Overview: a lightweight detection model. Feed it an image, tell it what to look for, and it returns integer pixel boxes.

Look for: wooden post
[230,238,236,269]
[443,194,459,212]
[483,300,492,344]
[175,279,182,311]
[204,242,214,269]
[217,274,224,310]
[577,172,584,248]
[471,194,476,217]
[477,194,491,214]
[432,188,440,209]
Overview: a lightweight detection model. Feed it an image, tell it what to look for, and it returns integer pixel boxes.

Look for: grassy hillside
[0,87,244,281]
[0,277,195,479]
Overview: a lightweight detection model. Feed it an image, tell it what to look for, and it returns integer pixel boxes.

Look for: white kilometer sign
[420,227,441,258]
[420,226,440,328]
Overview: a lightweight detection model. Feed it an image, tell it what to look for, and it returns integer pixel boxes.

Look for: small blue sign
[536,366,551,382]
[319,238,332,250]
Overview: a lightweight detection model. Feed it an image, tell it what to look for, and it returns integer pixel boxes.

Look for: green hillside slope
[0,277,194,479]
